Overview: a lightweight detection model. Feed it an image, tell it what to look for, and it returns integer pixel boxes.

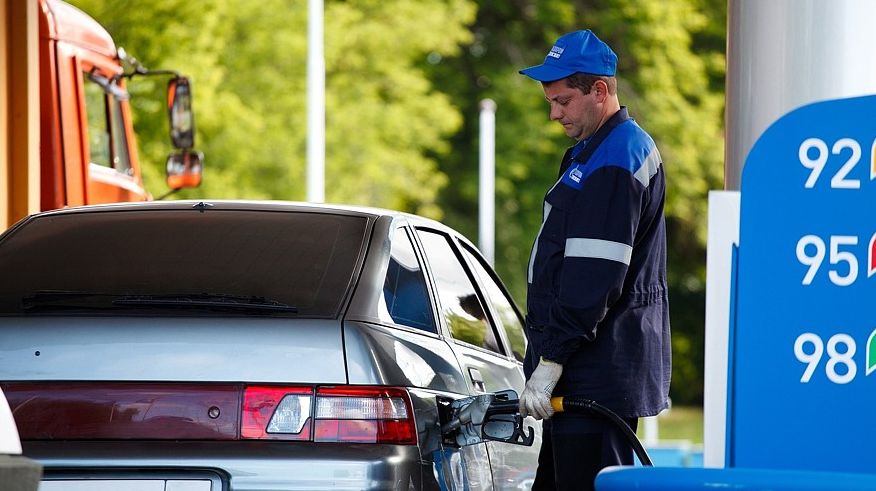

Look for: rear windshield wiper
[112,293,299,313]
[21,290,297,314]
[22,290,121,311]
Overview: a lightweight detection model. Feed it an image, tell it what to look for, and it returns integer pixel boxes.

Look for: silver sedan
[0,200,540,490]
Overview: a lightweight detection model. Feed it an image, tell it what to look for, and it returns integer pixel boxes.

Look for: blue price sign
[730,95,876,472]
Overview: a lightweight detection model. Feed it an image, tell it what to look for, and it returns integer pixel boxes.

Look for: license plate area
[40,471,224,491]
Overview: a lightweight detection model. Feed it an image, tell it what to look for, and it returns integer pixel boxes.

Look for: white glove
[519,357,563,420]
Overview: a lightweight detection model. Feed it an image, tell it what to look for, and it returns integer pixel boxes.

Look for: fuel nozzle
[440,390,535,447]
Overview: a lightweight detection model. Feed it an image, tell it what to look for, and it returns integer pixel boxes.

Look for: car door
[455,240,542,490]
[414,227,540,490]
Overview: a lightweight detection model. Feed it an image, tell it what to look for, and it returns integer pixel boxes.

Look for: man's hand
[519,357,563,420]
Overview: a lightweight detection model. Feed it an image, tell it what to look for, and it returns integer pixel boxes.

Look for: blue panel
[730,95,876,472]
[596,467,876,491]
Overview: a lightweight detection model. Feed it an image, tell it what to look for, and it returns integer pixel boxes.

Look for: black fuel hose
[550,396,654,467]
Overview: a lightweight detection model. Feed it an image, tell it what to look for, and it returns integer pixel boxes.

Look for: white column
[703,190,740,467]
[478,99,496,265]
[306,0,325,203]
[642,415,659,447]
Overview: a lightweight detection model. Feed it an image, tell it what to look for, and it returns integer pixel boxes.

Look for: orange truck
[36,0,202,212]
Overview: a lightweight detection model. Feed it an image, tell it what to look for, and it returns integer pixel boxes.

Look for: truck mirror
[166,150,203,190]
[167,76,195,150]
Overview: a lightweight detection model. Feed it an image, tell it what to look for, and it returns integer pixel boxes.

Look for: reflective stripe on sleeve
[564,238,632,265]
[633,147,662,187]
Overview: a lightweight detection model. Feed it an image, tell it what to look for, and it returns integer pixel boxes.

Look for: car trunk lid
[0,317,347,383]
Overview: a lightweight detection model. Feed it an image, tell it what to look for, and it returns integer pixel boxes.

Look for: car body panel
[406,224,541,490]
[0,317,347,383]
[344,320,467,394]
[26,441,424,491]
[449,343,541,491]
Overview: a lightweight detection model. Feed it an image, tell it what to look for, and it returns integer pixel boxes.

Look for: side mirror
[167,76,195,150]
[166,150,203,190]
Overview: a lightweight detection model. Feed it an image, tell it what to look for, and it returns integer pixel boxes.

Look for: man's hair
[565,72,617,96]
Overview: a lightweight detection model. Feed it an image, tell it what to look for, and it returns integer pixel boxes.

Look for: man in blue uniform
[517,30,671,490]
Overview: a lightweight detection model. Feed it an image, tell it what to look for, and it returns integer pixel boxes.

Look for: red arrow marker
[870,232,876,277]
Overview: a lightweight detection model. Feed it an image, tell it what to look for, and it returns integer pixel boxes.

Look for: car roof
[21,199,458,235]
[12,199,476,256]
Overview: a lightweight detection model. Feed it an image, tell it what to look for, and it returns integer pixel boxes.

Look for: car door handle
[468,367,486,392]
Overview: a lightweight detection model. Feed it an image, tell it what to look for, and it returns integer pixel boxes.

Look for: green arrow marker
[868,329,876,376]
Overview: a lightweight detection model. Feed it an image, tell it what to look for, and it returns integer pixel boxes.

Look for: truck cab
[37,0,200,211]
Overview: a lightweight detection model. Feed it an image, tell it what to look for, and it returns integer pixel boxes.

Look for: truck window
[83,73,132,175]
[83,76,110,167]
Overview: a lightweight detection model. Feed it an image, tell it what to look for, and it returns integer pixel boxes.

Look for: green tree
[323,0,474,216]
[71,0,264,198]
[70,0,475,216]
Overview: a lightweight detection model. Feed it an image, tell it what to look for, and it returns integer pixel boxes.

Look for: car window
[459,244,526,362]
[0,209,368,318]
[416,229,502,354]
[379,227,436,333]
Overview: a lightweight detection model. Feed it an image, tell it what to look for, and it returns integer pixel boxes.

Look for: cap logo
[547,45,564,59]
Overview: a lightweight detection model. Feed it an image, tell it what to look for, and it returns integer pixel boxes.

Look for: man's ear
[593,80,608,102]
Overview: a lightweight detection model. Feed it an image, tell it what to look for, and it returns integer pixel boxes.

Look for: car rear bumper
[25,441,426,491]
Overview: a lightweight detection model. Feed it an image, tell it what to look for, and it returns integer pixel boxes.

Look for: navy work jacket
[524,107,671,418]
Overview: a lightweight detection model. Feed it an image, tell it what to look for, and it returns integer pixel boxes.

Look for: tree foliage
[70,0,725,405]
[71,0,474,216]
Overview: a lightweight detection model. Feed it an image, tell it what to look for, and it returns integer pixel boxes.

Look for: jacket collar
[559,107,630,176]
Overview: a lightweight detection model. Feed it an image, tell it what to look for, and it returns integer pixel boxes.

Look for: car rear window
[0,209,369,317]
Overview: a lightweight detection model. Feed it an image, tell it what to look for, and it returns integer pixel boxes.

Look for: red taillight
[241,385,416,445]
[313,386,416,445]
[241,386,312,440]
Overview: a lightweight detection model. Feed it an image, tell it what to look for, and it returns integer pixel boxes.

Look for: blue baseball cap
[519,30,617,81]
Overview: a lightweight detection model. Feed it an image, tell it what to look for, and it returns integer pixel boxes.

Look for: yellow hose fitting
[550,396,564,413]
